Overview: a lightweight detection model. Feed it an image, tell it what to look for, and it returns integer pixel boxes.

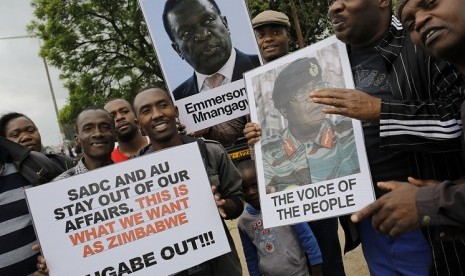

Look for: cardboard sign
[139,0,262,133]
[243,36,375,228]
[25,143,230,276]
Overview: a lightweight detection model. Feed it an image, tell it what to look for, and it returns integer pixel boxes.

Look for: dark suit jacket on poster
[173,49,260,100]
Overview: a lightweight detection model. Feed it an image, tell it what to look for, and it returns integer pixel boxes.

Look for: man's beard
[117,127,138,143]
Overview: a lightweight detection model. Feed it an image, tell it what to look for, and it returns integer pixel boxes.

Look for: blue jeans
[358,218,431,276]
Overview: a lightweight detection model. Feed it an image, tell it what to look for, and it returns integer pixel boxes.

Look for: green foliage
[29,0,163,127]
[247,0,331,51]
[392,0,398,14]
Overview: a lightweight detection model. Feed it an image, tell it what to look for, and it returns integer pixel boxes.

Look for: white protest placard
[243,36,375,228]
[25,142,230,276]
[175,80,249,131]
[138,0,262,133]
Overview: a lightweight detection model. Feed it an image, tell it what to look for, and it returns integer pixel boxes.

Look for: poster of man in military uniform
[244,36,374,228]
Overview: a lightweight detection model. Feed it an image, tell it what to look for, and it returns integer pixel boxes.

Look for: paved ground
[226,219,369,276]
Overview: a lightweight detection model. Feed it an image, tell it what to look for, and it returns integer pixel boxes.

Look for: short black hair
[104,98,135,113]
[162,0,222,42]
[0,112,35,137]
[75,106,114,133]
[137,86,174,104]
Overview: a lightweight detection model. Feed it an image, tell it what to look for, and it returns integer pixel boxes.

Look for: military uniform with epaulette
[260,57,357,275]
[262,116,360,193]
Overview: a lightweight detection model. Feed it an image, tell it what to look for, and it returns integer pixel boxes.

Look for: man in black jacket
[351,0,465,238]
[134,87,244,276]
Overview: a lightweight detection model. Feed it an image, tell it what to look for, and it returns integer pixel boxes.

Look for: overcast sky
[0,0,69,147]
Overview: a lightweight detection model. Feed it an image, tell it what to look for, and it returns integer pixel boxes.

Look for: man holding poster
[262,57,360,193]
[306,0,465,274]
[33,95,242,275]
[133,87,244,276]
[246,13,351,274]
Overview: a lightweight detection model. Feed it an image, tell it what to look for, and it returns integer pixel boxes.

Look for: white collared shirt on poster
[196,48,236,92]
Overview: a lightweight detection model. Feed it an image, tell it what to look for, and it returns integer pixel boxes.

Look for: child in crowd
[237,159,323,276]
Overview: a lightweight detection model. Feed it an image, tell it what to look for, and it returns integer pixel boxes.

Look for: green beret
[272,57,323,108]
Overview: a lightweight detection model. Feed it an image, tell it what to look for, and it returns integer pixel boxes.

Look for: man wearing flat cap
[252,10,291,63]
[246,13,352,276]
[262,57,360,192]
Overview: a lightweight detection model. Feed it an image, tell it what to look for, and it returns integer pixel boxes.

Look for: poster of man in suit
[139,0,262,133]
[244,36,374,228]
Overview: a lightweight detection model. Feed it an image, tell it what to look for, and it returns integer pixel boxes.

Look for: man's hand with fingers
[309,88,381,121]
[351,179,421,236]
[32,244,48,276]
[243,122,261,146]
[212,185,227,218]
[406,176,440,187]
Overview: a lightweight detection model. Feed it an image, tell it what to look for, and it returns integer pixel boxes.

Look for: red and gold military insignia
[283,138,297,157]
[321,127,334,149]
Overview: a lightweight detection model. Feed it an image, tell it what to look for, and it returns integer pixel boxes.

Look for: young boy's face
[240,164,260,210]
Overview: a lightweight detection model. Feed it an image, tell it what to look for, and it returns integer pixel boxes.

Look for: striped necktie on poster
[204,73,225,89]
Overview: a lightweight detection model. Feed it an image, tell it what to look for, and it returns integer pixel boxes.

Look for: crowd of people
[1,0,465,275]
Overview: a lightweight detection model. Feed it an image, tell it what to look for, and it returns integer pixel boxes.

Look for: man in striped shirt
[0,137,67,275]
[309,0,465,275]
[34,107,116,274]
[52,107,115,181]
[351,0,465,241]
